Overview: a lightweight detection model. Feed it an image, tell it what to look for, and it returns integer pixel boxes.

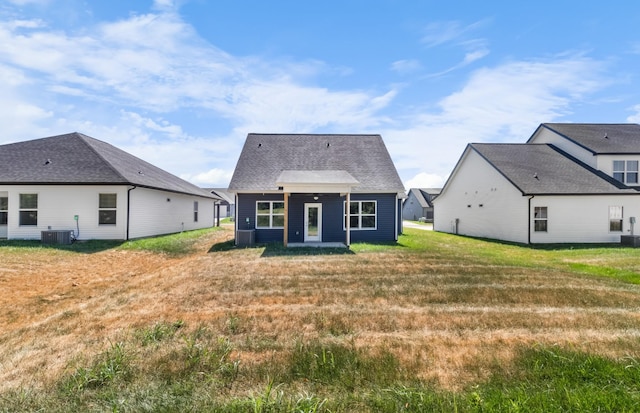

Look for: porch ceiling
[276,170,359,193]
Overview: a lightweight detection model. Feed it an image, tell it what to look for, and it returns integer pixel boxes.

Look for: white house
[434,123,640,244]
[0,132,217,241]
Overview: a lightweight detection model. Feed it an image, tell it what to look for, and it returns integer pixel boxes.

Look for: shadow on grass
[207,239,238,253]
[261,243,355,257]
[446,233,632,251]
[0,239,123,254]
[207,239,355,256]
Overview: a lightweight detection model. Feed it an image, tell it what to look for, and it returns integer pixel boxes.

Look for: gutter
[126,185,137,240]
[528,195,534,244]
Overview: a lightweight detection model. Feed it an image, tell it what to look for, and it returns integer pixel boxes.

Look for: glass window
[255,201,285,228]
[344,200,377,230]
[99,193,117,225]
[534,206,547,232]
[613,160,639,184]
[0,197,7,225]
[609,206,623,232]
[194,201,199,222]
[627,161,638,184]
[19,194,37,226]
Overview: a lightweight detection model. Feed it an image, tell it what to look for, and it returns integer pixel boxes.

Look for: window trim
[613,160,639,185]
[0,196,7,225]
[98,193,117,226]
[533,206,547,232]
[255,200,285,229]
[194,201,199,223]
[19,193,38,226]
[344,200,378,231]
[609,206,623,233]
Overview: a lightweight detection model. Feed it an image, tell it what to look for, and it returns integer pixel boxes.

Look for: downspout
[126,186,137,240]
[528,195,534,244]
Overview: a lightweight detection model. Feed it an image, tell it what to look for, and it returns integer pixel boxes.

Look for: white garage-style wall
[1,185,128,240]
[434,149,530,244]
[128,187,215,239]
[0,185,215,240]
[529,195,640,243]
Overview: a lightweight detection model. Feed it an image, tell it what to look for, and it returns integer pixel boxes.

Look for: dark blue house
[228,134,405,247]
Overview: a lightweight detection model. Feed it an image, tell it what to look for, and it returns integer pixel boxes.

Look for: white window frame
[98,193,117,225]
[613,160,639,184]
[256,201,285,229]
[194,201,199,222]
[0,196,7,225]
[533,206,547,232]
[609,206,623,232]
[344,200,377,230]
[19,193,38,226]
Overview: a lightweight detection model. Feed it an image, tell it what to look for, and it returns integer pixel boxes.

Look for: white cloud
[386,55,607,183]
[391,59,422,75]
[404,172,446,189]
[184,168,235,187]
[627,104,640,123]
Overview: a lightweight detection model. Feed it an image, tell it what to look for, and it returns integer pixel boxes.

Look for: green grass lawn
[1,227,639,412]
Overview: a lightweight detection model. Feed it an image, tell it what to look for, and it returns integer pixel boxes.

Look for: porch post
[283,192,289,247]
[346,192,351,247]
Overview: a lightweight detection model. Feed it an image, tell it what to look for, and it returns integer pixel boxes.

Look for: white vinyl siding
[434,149,530,244]
[0,185,214,240]
[128,187,214,239]
[529,196,639,243]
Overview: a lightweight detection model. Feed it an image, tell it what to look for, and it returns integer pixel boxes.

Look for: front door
[304,203,322,242]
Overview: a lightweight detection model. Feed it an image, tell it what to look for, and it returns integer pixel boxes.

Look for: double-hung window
[256,201,285,228]
[194,201,199,222]
[0,197,8,225]
[19,194,38,226]
[345,200,377,230]
[534,206,547,232]
[98,193,117,225]
[609,206,623,232]
[613,161,639,184]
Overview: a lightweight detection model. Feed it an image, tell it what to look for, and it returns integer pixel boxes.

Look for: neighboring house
[403,188,441,222]
[206,188,235,219]
[434,123,640,244]
[228,133,406,246]
[0,132,217,241]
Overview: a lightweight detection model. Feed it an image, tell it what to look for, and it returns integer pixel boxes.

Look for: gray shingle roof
[536,123,640,154]
[228,134,405,193]
[0,132,213,197]
[471,143,638,195]
[409,188,441,207]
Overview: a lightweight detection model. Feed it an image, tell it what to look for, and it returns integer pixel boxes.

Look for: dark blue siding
[349,193,398,243]
[236,193,284,243]
[237,192,400,244]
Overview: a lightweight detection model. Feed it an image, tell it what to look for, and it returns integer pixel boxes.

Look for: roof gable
[471,143,637,195]
[228,134,405,193]
[0,132,212,197]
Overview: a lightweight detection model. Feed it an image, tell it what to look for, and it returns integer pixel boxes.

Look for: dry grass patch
[1,226,639,399]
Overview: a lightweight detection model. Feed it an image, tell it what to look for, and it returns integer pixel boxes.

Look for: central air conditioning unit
[41,230,74,245]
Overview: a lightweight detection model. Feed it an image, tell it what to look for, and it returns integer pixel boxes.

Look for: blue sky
[2,0,640,189]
